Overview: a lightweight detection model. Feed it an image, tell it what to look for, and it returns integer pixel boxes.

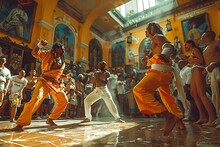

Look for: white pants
[208,67,220,116]
[84,86,120,120]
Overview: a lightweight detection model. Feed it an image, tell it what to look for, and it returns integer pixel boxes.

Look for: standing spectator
[0,56,11,118]
[125,75,136,117]
[200,31,220,127]
[23,70,38,104]
[65,86,77,119]
[107,68,119,112]
[75,74,85,118]
[177,60,192,121]
[65,78,75,93]
[185,39,216,126]
[116,73,126,115]
[8,69,27,122]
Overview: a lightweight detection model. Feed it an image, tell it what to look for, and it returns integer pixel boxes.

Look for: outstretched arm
[32,40,48,58]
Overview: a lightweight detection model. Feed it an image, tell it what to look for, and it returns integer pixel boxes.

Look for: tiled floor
[0,117,220,147]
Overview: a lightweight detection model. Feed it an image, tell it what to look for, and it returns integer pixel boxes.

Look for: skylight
[109,0,177,28]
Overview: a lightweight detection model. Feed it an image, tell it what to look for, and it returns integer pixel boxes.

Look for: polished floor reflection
[0,117,220,146]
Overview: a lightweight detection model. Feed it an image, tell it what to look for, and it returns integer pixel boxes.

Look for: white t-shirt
[9,75,28,99]
[67,93,77,105]
[0,66,11,91]
[116,80,126,94]
[108,74,118,90]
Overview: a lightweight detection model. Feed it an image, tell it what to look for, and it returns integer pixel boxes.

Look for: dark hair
[205,31,216,40]
[185,40,196,47]
[51,42,65,53]
[146,22,163,35]
[185,40,203,53]
[98,61,107,71]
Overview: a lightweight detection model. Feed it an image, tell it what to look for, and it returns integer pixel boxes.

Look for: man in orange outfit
[12,40,72,131]
[133,25,184,135]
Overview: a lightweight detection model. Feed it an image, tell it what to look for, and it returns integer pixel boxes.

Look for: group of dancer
[7,21,220,135]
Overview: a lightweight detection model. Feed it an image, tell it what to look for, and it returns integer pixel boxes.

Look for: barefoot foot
[11,125,24,132]
[46,118,57,126]
[194,119,207,125]
[162,111,179,136]
[80,118,91,123]
[177,119,186,130]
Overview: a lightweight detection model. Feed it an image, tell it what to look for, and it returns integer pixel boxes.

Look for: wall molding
[79,42,88,48]
[38,20,53,29]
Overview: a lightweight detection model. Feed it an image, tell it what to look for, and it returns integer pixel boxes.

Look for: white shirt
[0,67,11,83]
[116,80,126,94]
[108,73,118,90]
[180,66,192,85]
[9,75,28,98]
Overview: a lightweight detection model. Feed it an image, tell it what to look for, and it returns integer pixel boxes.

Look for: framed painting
[181,13,210,47]
[0,0,37,42]
[53,23,75,62]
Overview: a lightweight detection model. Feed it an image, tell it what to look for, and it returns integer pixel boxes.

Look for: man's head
[184,40,196,51]
[29,69,36,76]
[200,31,216,45]
[51,43,65,58]
[77,74,84,82]
[0,56,6,67]
[178,60,188,70]
[18,70,26,78]
[146,22,163,36]
[98,61,107,71]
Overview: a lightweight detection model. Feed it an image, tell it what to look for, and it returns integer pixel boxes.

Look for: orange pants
[133,71,183,119]
[16,79,68,126]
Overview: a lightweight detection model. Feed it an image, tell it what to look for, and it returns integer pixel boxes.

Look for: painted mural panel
[0,0,37,42]
[53,23,75,62]
[112,41,126,67]
[89,38,102,67]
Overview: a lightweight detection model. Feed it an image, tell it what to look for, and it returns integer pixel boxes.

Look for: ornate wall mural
[53,23,75,62]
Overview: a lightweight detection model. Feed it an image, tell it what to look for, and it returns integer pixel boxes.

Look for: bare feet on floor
[115,118,125,123]
[177,119,186,130]
[162,111,179,136]
[10,120,15,123]
[214,118,220,126]
[202,120,216,127]
[46,118,57,126]
[11,125,24,132]
[81,118,91,123]
[194,119,208,125]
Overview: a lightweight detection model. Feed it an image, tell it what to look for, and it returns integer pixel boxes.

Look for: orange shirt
[32,50,65,79]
